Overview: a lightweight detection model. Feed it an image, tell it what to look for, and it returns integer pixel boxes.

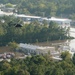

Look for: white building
[19,43,56,55]
[49,17,71,28]
[15,14,71,28]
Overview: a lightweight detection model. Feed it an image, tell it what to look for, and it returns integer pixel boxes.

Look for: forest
[0,52,75,75]
[0,0,75,19]
[0,16,70,46]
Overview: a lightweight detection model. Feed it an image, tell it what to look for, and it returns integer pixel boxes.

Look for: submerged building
[19,43,56,55]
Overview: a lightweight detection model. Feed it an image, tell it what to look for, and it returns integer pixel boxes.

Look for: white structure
[15,14,71,28]
[49,17,71,28]
[15,14,43,23]
[19,43,55,55]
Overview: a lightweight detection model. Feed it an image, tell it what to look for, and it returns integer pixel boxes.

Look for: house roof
[49,17,71,22]
[15,14,41,19]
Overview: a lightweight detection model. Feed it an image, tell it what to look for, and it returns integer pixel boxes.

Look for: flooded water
[0,27,75,54]
[34,27,75,54]
[69,27,75,49]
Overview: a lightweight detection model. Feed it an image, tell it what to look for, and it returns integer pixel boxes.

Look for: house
[0,9,13,16]
[49,17,71,28]
[1,7,14,13]
[0,4,16,13]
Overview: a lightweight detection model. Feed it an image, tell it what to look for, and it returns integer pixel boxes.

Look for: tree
[5,3,13,8]
[52,67,64,75]
[61,51,71,60]
[8,41,18,52]
[16,69,30,75]
[72,53,75,64]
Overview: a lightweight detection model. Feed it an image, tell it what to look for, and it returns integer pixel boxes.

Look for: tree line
[0,16,69,46]
[0,52,75,75]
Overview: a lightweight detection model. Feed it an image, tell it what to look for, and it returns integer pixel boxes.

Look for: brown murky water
[0,46,11,53]
[34,27,75,50]
[0,27,75,53]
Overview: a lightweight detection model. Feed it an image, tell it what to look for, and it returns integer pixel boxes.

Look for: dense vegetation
[0,16,69,46]
[0,0,75,19]
[0,53,75,75]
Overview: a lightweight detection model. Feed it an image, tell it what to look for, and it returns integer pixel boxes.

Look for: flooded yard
[0,46,11,53]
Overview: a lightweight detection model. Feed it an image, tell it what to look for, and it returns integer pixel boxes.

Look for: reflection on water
[34,27,75,53]
[34,40,67,46]
[69,39,75,49]
[69,27,75,49]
